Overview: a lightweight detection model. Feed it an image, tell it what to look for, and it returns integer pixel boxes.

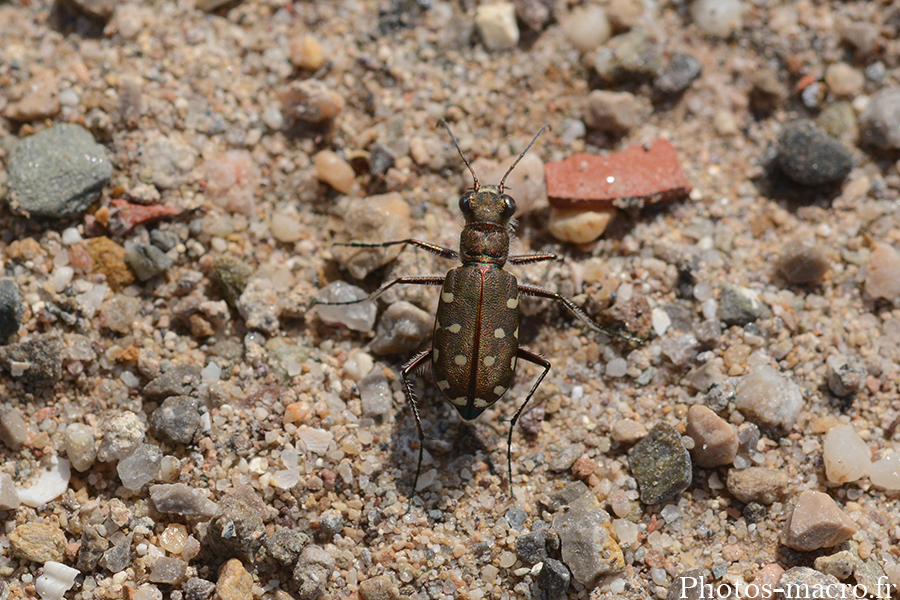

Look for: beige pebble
[314,151,355,194]
[611,418,646,446]
[824,62,865,97]
[547,207,615,244]
[215,558,253,600]
[269,209,303,243]
[685,405,739,467]
[9,523,67,563]
[561,6,611,54]
[474,3,519,51]
[289,35,324,71]
[823,424,871,483]
[726,467,788,505]
[869,453,900,491]
[781,490,857,551]
[864,242,900,301]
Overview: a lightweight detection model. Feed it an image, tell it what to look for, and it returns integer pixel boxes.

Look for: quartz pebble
[823,425,871,484]
[628,421,692,504]
[117,443,163,491]
[561,6,611,54]
[815,551,856,581]
[315,282,377,332]
[269,209,303,243]
[140,132,198,189]
[9,523,67,562]
[864,242,900,302]
[869,453,900,490]
[0,472,20,509]
[18,459,71,508]
[777,121,853,186]
[690,0,743,37]
[781,490,857,551]
[0,405,29,449]
[547,207,615,244]
[314,151,355,193]
[358,575,396,600]
[0,279,23,340]
[289,35,324,71]
[149,483,218,517]
[370,301,432,355]
[358,369,394,418]
[685,405,738,467]
[776,237,830,285]
[100,294,141,334]
[474,3,519,51]
[553,495,624,585]
[734,365,803,433]
[726,467,788,505]
[65,423,98,472]
[336,193,411,279]
[859,87,900,149]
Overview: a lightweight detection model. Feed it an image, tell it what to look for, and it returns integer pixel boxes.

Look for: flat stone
[109,199,181,236]
[778,567,848,599]
[150,483,218,517]
[150,556,188,585]
[215,559,252,600]
[9,523,66,563]
[781,490,857,551]
[552,495,624,585]
[545,140,691,210]
[686,405,738,467]
[142,364,202,401]
[6,124,112,218]
[726,467,789,505]
[628,421,692,504]
[117,443,162,491]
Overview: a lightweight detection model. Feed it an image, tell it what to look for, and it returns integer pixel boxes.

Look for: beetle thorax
[459,226,509,265]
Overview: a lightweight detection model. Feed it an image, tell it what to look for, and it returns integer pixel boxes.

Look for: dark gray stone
[628,421,692,504]
[504,507,527,531]
[76,524,109,571]
[264,528,310,566]
[206,485,268,561]
[777,121,853,185]
[0,280,23,342]
[654,53,702,96]
[142,364,202,401]
[718,284,766,326]
[0,333,63,384]
[537,558,571,600]
[6,124,113,218]
[124,241,174,282]
[150,395,201,445]
[183,577,216,600]
[516,530,550,565]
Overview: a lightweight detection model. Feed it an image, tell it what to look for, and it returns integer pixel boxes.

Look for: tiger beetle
[318,121,642,505]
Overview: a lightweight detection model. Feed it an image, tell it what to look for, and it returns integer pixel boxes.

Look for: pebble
[547,207,615,244]
[474,2,519,51]
[864,242,900,301]
[293,545,336,600]
[65,423,99,472]
[776,237,830,285]
[315,282,377,332]
[98,411,146,462]
[2,76,60,122]
[777,121,853,186]
[734,365,803,433]
[100,294,141,334]
[69,0,115,19]
[823,425,871,484]
[358,369,394,418]
[611,419,646,446]
[109,199,181,235]
[869,453,900,490]
[0,472,20,509]
[342,349,374,382]
[206,485,268,560]
[214,559,252,600]
[685,405,738,468]
[654,53,703,96]
[269,209,303,243]
[35,562,81,600]
[211,256,252,309]
[584,90,646,134]
[779,568,847,599]
[592,29,663,81]
[548,443,585,472]
[314,151,355,194]
[117,443,163,490]
[18,459,71,508]
[203,150,259,215]
[6,124,112,218]
[718,284,766,326]
[149,483,218,518]
[100,542,131,573]
[561,6,611,54]
[143,364,202,400]
[859,87,900,149]
[552,495,623,585]
[516,530,551,565]
[817,102,858,142]
[139,132,198,189]
[0,332,63,385]
[358,575,397,600]
[9,523,67,563]
[76,525,109,571]
[0,279,23,341]
[725,467,788,505]
[0,406,29,449]
[825,355,865,398]
[279,79,345,123]
[536,559,571,600]
[150,556,188,585]
[627,421,692,504]
[781,490,857,551]
[264,529,310,566]
[370,301,432,355]
[505,507,527,531]
[124,241,174,282]
[690,0,743,38]
[337,193,412,279]
[815,550,856,580]
[824,63,864,97]
[237,278,280,333]
[86,237,136,292]
[151,395,201,444]
[289,35,325,71]
[183,578,217,600]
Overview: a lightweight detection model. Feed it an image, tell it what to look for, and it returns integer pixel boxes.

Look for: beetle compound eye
[459,193,473,215]
[501,194,516,219]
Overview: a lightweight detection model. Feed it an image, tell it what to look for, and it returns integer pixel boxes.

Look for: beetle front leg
[506,348,551,486]
[400,349,432,510]
[316,276,446,306]
[517,283,645,345]
[335,239,459,261]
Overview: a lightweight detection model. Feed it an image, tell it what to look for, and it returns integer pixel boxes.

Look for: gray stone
[370,301,432,355]
[100,541,132,573]
[547,443,585,473]
[150,483,218,517]
[777,121,854,185]
[293,545,336,600]
[264,528,310,566]
[76,524,109,571]
[317,509,344,540]
[315,281,377,333]
[505,507,527,531]
[0,279,23,341]
[125,241,174,281]
[666,569,707,600]
[654,53,702,96]
[516,530,551,565]
[584,90,645,134]
[537,558,571,600]
[150,395,201,444]
[859,87,900,149]
[552,495,624,585]
[206,485,268,560]
[0,333,63,385]
[779,567,848,599]
[117,443,162,490]
[826,354,865,398]
[734,365,804,433]
[0,472,21,510]
[142,364,202,401]
[6,124,113,218]
[149,556,188,584]
[718,284,766,326]
[0,406,29,449]
[628,421,692,504]
[183,578,216,600]
[358,369,393,418]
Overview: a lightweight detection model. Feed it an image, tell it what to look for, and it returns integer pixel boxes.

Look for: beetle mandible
[318,121,642,502]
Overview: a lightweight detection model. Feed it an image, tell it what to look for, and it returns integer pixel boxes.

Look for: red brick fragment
[545,139,691,210]
[108,199,181,235]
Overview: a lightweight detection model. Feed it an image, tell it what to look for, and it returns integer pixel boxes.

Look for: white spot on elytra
[483,355,496,367]
[452,397,467,406]
[433,348,439,362]
[494,328,505,339]
[474,397,489,408]
[513,327,519,338]
[507,297,519,309]
[494,386,506,396]
[442,292,455,303]
[448,323,462,333]
[454,355,467,366]
[437,380,450,390]
[510,356,517,370]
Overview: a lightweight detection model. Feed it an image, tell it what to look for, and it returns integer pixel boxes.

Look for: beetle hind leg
[400,350,433,510]
[506,348,551,487]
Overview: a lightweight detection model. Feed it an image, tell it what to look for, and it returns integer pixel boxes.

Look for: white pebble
[36,562,80,600]
[52,266,74,292]
[561,6,611,54]
[869,452,900,490]
[690,0,743,37]
[296,426,333,455]
[18,459,71,508]
[474,3,519,51]
[270,209,303,243]
[62,227,83,245]
[612,519,639,545]
[271,468,301,489]
[201,361,222,384]
[823,425,871,483]
[606,358,628,377]
[651,307,671,337]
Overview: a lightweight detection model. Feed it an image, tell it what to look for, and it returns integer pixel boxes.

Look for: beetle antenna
[440,119,480,191]
[499,124,550,193]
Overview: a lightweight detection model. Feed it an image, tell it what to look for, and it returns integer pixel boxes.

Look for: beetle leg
[507,348,551,485]
[507,252,560,265]
[400,349,433,510]
[316,275,446,305]
[517,283,645,344]
[335,239,459,260]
